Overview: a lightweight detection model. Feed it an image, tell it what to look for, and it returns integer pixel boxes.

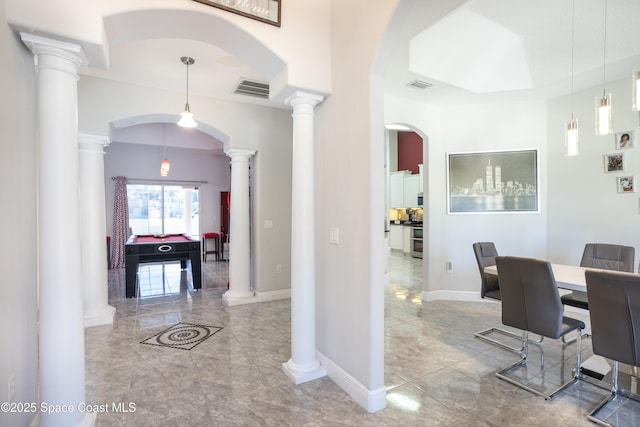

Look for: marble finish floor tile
[85,253,615,426]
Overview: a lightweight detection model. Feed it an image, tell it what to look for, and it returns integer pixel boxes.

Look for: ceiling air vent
[406,79,432,90]
[234,79,270,99]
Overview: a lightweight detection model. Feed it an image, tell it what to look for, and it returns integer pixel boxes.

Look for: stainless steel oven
[410,226,423,258]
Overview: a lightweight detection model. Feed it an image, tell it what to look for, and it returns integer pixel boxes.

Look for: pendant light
[632,66,640,111]
[160,123,170,176]
[595,0,612,135]
[565,0,579,156]
[177,56,197,128]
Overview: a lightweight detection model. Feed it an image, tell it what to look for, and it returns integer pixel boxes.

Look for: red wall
[397,131,423,174]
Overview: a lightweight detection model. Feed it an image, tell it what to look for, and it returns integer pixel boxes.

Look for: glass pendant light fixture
[177,56,197,128]
[632,66,640,111]
[160,123,170,176]
[595,0,612,135]
[565,0,579,156]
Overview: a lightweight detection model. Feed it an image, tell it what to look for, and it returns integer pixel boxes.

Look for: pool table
[125,234,201,298]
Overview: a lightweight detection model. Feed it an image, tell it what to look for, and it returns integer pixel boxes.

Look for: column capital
[225,148,257,159]
[20,32,87,69]
[79,133,110,153]
[285,91,325,108]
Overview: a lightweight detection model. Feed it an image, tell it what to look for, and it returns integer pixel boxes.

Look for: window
[127,184,199,238]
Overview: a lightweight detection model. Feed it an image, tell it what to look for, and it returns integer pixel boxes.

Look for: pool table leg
[125,257,138,298]
[190,252,202,291]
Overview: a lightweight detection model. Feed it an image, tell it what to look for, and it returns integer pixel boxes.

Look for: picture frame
[604,153,625,173]
[447,149,538,214]
[617,176,636,193]
[615,130,634,149]
[193,0,281,27]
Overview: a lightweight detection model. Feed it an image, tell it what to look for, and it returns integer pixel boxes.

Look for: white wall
[547,77,640,267]
[313,0,405,411]
[386,95,549,298]
[0,2,39,425]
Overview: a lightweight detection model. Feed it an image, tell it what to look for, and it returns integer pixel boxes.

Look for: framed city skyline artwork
[447,149,539,214]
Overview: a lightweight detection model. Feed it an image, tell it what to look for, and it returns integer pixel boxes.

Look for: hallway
[85,254,610,426]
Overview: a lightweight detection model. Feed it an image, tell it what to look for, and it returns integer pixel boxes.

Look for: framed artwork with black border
[193,0,281,27]
[447,149,538,214]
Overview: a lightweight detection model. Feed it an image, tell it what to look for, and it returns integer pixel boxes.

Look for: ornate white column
[21,33,94,427]
[282,91,326,384]
[79,133,115,327]
[222,148,257,306]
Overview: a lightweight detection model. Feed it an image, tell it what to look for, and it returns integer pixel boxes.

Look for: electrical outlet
[8,373,15,403]
[276,264,282,273]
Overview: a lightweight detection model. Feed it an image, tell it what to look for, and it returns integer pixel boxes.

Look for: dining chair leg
[475,327,543,353]
[496,331,582,400]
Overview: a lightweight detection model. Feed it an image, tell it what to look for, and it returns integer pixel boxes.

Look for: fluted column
[282,91,326,384]
[222,148,257,306]
[21,33,94,427]
[79,133,115,327]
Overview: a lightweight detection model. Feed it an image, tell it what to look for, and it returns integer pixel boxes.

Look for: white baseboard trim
[316,351,386,413]
[421,290,482,302]
[256,288,291,302]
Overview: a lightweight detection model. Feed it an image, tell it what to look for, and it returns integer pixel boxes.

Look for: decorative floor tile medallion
[140,323,223,351]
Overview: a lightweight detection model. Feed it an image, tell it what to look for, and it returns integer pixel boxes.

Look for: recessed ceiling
[386,0,640,105]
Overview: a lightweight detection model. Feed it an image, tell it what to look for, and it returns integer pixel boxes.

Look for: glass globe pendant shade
[178,104,197,128]
[595,93,612,135]
[565,117,579,156]
[160,158,170,177]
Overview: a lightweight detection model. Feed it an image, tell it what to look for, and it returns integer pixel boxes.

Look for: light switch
[264,219,273,229]
[329,227,339,245]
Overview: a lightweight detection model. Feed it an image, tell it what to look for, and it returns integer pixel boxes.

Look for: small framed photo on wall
[615,131,634,149]
[617,176,636,193]
[604,153,625,172]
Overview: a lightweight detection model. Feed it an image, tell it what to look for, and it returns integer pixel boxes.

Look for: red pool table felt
[132,234,193,244]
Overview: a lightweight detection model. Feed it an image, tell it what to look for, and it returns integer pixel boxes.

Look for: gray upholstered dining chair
[561,243,635,310]
[585,269,640,426]
[494,256,584,400]
[472,242,542,353]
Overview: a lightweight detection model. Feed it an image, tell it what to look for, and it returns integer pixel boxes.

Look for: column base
[282,358,327,385]
[79,411,97,427]
[84,305,116,328]
[222,290,258,307]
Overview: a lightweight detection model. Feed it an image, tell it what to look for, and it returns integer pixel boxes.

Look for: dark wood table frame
[125,234,202,298]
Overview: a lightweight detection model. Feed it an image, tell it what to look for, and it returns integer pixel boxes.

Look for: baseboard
[421,290,482,302]
[29,413,40,427]
[256,288,291,302]
[316,351,386,413]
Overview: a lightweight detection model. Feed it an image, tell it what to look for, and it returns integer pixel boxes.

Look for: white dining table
[483,263,598,292]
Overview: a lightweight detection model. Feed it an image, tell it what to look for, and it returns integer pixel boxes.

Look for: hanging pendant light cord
[602,0,608,96]
[185,61,190,110]
[570,0,575,119]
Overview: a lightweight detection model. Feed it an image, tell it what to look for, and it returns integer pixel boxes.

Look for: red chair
[202,232,221,261]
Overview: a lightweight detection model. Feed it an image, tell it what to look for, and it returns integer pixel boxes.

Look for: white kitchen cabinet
[403,226,411,253]
[403,174,420,208]
[390,171,410,208]
[389,224,403,251]
[418,164,424,193]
